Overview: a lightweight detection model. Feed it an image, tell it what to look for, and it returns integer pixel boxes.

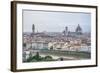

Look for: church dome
[76,24,82,35]
[76,24,82,32]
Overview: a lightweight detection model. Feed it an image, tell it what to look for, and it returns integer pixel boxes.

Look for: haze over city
[23,10,91,33]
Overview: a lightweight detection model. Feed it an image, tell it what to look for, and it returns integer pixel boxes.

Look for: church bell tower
[32,24,35,33]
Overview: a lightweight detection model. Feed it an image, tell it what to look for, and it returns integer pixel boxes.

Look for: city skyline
[23,10,91,33]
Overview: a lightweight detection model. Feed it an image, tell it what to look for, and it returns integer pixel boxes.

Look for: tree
[34,52,41,61]
[26,52,33,62]
[23,52,26,62]
[50,46,53,50]
[23,43,26,48]
[59,57,64,61]
[29,51,32,58]
[44,55,53,61]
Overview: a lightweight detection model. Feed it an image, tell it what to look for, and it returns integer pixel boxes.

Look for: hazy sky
[23,10,91,33]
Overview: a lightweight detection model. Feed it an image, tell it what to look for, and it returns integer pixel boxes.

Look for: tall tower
[65,26,68,36]
[76,24,82,35]
[63,26,68,36]
[65,26,68,32]
[32,24,35,33]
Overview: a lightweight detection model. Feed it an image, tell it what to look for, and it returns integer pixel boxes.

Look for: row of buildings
[23,24,91,52]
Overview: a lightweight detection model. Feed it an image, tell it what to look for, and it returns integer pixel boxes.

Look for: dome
[76,24,82,32]
[76,24,82,35]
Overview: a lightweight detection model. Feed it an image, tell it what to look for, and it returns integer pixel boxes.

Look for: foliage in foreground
[26,52,55,62]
